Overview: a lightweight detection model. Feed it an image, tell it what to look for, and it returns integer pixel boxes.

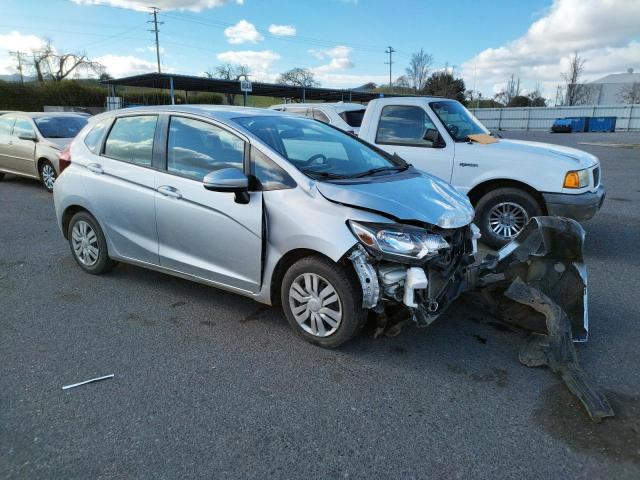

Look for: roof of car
[9,112,89,118]
[270,102,366,111]
[94,104,291,123]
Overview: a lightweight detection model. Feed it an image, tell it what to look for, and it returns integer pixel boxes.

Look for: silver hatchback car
[53,105,481,347]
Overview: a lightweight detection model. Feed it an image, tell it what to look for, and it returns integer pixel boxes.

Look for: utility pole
[385,46,395,92]
[148,7,163,73]
[9,51,25,84]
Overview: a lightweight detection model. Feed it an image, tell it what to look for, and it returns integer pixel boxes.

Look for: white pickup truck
[353,97,605,248]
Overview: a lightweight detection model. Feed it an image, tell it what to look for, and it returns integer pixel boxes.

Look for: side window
[375,105,439,147]
[13,118,35,138]
[313,109,330,124]
[84,118,112,153]
[0,116,15,135]
[251,147,295,191]
[167,116,244,180]
[104,115,157,166]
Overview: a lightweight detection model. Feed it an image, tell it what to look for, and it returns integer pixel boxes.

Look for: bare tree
[29,40,103,82]
[619,82,640,104]
[206,63,250,104]
[494,74,521,106]
[561,51,599,106]
[395,75,411,89]
[405,48,433,91]
[277,67,319,88]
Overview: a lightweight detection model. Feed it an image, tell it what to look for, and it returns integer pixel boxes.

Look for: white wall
[469,105,640,131]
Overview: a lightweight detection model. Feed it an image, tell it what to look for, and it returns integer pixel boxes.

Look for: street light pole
[148,7,163,73]
[385,46,395,92]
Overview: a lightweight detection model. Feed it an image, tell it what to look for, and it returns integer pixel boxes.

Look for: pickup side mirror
[423,128,444,148]
[18,132,37,142]
[203,167,250,204]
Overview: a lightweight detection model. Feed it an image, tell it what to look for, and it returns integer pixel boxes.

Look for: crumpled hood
[41,138,71,150]
[316,171,475,229]
[486,139,598,169]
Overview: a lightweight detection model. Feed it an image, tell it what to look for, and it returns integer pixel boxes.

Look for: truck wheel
[281,256,366,348]
[475,188,542,250]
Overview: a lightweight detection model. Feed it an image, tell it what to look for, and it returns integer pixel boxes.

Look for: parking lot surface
[1,131,639,479]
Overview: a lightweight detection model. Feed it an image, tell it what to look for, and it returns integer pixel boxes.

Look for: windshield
[34,116,88,139]
[339,109,365,128]
[234,116,406,180]
[429,101,488,141]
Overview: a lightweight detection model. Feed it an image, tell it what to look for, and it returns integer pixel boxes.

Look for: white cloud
[315,73,388,89]
[216,49,280,80]
[268,24,296,37]
[136,46,165,54]
[224,19,263,44]
[71,0,242,11]
[93,54,157,77]
[309,45,354,73]
[461,0,640,98]
[0,31,47,75]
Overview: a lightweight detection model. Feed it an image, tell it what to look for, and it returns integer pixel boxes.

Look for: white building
[589,69,640,105]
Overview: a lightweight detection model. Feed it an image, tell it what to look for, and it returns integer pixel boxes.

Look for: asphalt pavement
[1,131,639,479]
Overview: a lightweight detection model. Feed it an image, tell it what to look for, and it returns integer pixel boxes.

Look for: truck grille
[592,166,600,187]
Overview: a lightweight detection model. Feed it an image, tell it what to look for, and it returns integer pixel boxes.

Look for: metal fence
[469,104,640,131]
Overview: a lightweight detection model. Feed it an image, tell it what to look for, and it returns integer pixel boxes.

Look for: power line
[148,7,163,73]
[385,46,395,90]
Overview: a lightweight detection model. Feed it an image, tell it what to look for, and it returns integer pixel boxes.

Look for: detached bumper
[542,185,606,222]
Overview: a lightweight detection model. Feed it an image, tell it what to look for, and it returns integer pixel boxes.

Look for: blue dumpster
[588,117,616,132]
[551,117,589,133]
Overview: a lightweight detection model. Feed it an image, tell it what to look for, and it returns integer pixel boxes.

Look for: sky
[0,0,638,100]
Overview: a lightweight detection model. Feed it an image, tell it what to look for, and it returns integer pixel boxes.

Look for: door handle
[157,185,182,199]
[87,163,104,174]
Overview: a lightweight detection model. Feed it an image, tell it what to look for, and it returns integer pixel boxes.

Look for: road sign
[240,80,252,92]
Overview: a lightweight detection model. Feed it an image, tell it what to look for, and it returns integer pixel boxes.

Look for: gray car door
[154,115,263,293]
[0,115,16,170]
[8,117,38,176]
[85,114,160,264]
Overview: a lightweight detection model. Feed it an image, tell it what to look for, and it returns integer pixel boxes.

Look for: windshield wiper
[347,164,409,179]
[301,169,349,180]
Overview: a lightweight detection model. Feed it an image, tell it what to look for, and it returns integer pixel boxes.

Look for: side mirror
[423,128,444,147]
[18,132,37,142]
[203,167,250,204]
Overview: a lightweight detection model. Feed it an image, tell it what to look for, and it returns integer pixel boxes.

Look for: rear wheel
[39,160,57,192]
[475,187,542,249]
[67,211,117,275]
[281,256,366,348]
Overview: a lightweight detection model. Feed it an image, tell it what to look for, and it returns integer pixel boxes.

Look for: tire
[67,211,117,275]
[281,256,366,348]
[39,159,57,192]
[474,187,543,250]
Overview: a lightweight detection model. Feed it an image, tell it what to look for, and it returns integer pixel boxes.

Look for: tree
[561,51,598,106]
[205,63,250,105]
[527,86,547,107]
[99,72,113,82]
[395,75,411,89]
[619,82,640,104]
[277,67,319,88]
[405,48,433,91]
[495,74,521,106]
[423,70,466,102]
[29,40,103,82]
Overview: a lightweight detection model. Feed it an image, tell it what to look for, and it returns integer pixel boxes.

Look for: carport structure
[101,72,412,106]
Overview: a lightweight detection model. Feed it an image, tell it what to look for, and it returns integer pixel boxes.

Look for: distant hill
[0,73,36,83]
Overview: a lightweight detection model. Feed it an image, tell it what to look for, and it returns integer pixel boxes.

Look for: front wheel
[39,160,57,192]
[281,256,366,348]
[474,187,543,250]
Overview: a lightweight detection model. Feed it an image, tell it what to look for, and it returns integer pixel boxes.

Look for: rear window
[84,118,112,153]
[339,109,365,128]
[34,116,88,139]
[104,115,157,167]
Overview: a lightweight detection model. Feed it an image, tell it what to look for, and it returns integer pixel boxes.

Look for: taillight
[59,145,71,173]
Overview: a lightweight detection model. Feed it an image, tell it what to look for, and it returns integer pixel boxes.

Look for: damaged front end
[348,216,612,421]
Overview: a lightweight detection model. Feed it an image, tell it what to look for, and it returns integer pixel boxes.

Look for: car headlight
[563,169,589,189]
[348,221,449,261]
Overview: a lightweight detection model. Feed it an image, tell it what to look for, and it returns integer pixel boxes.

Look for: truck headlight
[348,221,449,261]
[563,169,589,189]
